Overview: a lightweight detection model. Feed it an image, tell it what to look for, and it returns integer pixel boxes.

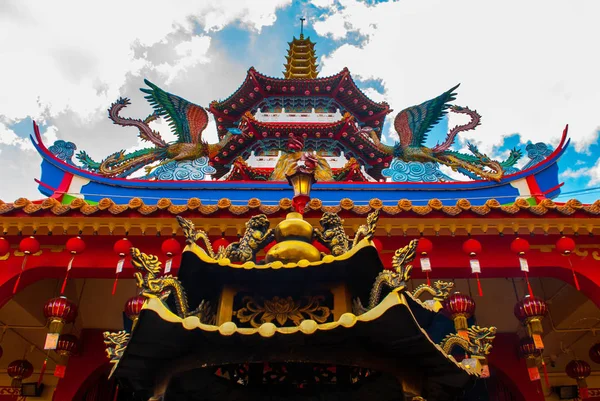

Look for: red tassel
[525,272,534,297]
[112,384,119,401]
[60,255,75,294]
[426,271,431,286]
[38,356,48,386]
[567,257,581,291]
[476,273,483,296]
[541,360,550,387]
[13,254,28,294]
[112,274,119,296]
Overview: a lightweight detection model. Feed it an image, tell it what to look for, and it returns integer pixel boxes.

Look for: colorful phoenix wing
[394,84,459,149]
[141,79,209,144]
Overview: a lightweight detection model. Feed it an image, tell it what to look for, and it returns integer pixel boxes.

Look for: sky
[0,0,599,202]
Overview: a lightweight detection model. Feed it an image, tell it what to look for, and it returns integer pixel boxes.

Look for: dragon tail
[432,105,481,153]
[108,97,168,148]
[76,147,166,178]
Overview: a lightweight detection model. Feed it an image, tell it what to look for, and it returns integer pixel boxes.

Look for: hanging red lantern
[161,238,181,274]
[514,296,548,350]
[462,238,483,296]
[7,359,33,387]
[0,237,9,257]
[556,236,580,291]
[417,238,433,286]
[54,334,78,378]
[443,292,475,340]
[61,237,86,294]
[566,359,591,399]
[112,238,132,295]
[213,237,230,254]
[511,237,534,297]
[43,296,78,350]
[518,337,543,382]
[589,343,600,364]
[124,295,146,325]
[13,236,40,294]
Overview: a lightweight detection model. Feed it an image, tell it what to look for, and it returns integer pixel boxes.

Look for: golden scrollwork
[234,296,331,328]
[103,330,130,364]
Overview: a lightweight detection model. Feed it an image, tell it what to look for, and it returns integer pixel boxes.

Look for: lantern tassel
[476,273,483,296]
[568,258,580,291]
[13,254,28,294]
[426,271,431,286]
[113,384,119,401]
[60,255,75,295]
[38,356,48,386]
[112,274,119,296]
[525,272,534,298]
[112,257,125,295]
[541,359,550,388]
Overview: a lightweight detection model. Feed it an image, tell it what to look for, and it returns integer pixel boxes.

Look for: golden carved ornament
[368,198,383,209]
[484,199,501,208]
[428,198,443,210]
[98,198,114,210]
[41,198,59,209]
[187,197,202,209]
[398,199,412,210]
[103,330,130,364]
[157,198,172,209]
[13,198,31,208]
[308,198,322,210]
[456,199,471,210]
[235,296,331,328]
[514,198,531,209]
[340,198,354,210]
[538,199,556,209]
[248,198,261,208]
[69,198,87,209]
[128,198,143,209]
[279,198,293,209]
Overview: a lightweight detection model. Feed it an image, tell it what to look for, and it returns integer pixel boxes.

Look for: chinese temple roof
[209,67,391,138]
[0,197,596,219]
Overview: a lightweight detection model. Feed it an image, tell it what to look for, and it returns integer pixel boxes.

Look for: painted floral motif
[48,140,77,165]
[381,159,450,182]
[143,157,216,181]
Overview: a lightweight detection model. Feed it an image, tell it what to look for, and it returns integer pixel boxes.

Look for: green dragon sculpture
[131,247,212,321]
[440,325,497,357]
[362,85,522,181]
[353,239,418,314]
[77,80,233,178]
[177,214,274,263]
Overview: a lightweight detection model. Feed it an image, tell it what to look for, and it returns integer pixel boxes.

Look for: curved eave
[111,293,478,391]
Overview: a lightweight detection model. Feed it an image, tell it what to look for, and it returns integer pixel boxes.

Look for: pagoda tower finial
[283,19,318,80]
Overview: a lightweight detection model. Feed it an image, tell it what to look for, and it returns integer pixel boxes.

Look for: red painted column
[488,333,545,401]
[52,329,110,401]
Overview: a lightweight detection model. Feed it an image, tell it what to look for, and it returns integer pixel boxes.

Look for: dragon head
[130,247,162,276]
[467,326,497,356]
[432,280,455,300]
[245,214,271,232]
[320,212,344,229]
[176,215,197,244]
[392,240,418,280]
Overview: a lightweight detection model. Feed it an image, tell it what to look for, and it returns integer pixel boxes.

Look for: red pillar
[488,333,545,401]
[53,329,111,401]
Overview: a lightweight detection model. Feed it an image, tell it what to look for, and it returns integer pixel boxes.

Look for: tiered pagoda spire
[283,18,318,79]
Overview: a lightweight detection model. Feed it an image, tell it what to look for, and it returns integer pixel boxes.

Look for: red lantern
[443,292,475,339]
[511,237,534,297]
[556,236,576,255]
[161,238,181,274]
[590,343,600,364]
[112,238,132,295]
[417,238,433,285]
[566,359,591,398]
[7,359,33,387]
[463,239,483,296]
[556,236,580,291]
[13,236,40,294]
[124,295,146,324]
[54,334,78,378]
[213,237,230,254]
[61,237,86,294]
[518,337,542,382]
[514,296,548,349]
[43,296,78,350]
[0,237,9,257]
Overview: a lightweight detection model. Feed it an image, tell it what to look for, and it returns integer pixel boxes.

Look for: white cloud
[314,0,600,157]
[561,159,600,187]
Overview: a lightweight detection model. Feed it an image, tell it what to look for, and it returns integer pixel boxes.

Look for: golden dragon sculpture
[131,247,213,322]
[353,239,418,314]
[411,281,455,302]
[440,325,497,357]
[313,209,380,256]
[177,215,274,263]
[103,330,130,365]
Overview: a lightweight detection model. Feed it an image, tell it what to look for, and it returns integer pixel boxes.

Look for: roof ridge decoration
[283,35,318,79]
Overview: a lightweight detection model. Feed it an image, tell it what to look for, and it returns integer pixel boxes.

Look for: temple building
[0,25,600,401]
